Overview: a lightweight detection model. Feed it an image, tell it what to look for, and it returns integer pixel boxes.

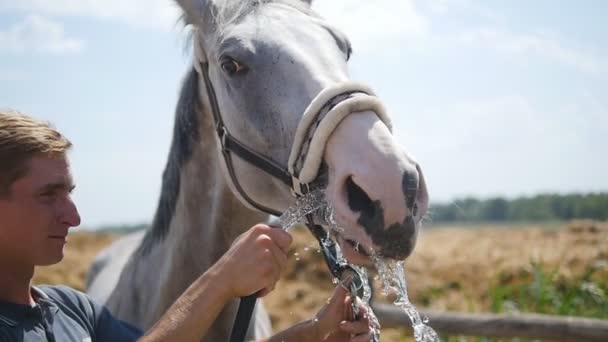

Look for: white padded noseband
[288,83,393,193]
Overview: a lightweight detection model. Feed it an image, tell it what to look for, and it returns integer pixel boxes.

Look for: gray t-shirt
[0,285,142,342]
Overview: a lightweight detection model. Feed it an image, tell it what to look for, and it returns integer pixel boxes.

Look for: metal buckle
[339,265,365,299]
[290,176,312,198]
[291,176,302,197]
[217,125,228,151]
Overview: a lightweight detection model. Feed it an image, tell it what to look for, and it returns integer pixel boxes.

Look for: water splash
[277,189,327,230]
[279,190,438,342]
[320,202,435,341]
[373,256,440,342]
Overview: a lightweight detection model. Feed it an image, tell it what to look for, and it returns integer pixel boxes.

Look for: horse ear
[175,0,209,25]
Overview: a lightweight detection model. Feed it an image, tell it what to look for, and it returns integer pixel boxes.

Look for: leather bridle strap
[199,60,392,207]
[200,61,290,216]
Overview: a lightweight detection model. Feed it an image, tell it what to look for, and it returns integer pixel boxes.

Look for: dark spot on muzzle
[346,175,418,259]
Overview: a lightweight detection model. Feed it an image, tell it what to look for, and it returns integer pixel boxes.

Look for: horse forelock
[138,69,202,256]
[180,0,316,40]
[215,0,313,22]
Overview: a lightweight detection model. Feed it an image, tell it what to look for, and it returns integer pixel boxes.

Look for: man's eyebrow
[39,182,76,193]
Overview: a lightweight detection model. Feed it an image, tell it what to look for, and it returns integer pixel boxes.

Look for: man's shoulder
[36,285,89,305]
[37,284,82,297]
[35,285,96,319]
[36,286,143,341]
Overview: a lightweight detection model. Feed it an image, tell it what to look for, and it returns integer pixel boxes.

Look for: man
[0,110,372,341]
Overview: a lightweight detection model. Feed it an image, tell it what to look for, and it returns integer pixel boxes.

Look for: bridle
[193,39,391,342]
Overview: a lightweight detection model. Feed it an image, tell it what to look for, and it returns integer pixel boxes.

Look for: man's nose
[59,196,81,227]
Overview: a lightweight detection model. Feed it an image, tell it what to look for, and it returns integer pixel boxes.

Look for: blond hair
[0,109,72,196]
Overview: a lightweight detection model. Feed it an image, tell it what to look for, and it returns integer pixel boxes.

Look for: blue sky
[1,0,606,227]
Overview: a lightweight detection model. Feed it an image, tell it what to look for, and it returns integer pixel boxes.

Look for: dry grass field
[33,221,608,341]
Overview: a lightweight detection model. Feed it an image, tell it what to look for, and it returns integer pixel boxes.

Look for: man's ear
[175,0,210,26]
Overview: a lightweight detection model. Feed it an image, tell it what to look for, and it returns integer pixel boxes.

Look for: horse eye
[346,46,353,61]
[220,57,247,75]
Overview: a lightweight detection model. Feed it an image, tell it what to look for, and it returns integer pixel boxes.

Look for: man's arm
[139,224,291,342]
[139,261,232,341]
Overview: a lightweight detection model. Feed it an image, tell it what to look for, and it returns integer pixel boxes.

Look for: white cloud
[0,15,84,54]
[312,0,430,50]
[0,0,181,30]
[459,28,606,74]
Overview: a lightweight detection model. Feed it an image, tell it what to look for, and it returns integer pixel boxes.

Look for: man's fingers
[351,332,372,342]
[332,282,348,301]
[267,246,284,285]
[344,295,354,321]
[339,320,369,335]
[265,227,293,253]
[250,223,292,253]
[271,243,288,271]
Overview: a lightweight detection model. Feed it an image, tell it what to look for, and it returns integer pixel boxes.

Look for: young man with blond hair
[0,110,372,342]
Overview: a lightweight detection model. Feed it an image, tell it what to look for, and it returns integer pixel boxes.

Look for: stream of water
[373,256,440,341]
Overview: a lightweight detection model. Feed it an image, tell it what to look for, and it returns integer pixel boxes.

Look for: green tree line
[430,193,608,223]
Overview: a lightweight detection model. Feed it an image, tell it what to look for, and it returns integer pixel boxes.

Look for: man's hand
[314,285,376,342]
[215,224,292,299]
[142,224,292,342]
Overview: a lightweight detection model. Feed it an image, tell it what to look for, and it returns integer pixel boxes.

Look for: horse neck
[127,74,268,328]
[164,141,265,274]
[155,100,267,290]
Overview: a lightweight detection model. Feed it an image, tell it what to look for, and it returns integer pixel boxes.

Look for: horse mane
[138,68,201,256]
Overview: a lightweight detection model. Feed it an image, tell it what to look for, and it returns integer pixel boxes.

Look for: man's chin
[36,253,65,266]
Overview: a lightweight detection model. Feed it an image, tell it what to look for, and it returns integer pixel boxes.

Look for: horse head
[176,0,428,265]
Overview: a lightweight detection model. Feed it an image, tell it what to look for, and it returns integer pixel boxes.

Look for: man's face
[0,155,81,267]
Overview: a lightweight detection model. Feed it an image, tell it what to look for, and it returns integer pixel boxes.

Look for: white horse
[86,0,429,340]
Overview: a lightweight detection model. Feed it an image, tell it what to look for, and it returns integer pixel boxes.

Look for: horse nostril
[346,176,376,219]
[403,170,419,211]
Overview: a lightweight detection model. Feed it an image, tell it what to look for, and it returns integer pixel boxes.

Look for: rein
[196,60,381,342]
